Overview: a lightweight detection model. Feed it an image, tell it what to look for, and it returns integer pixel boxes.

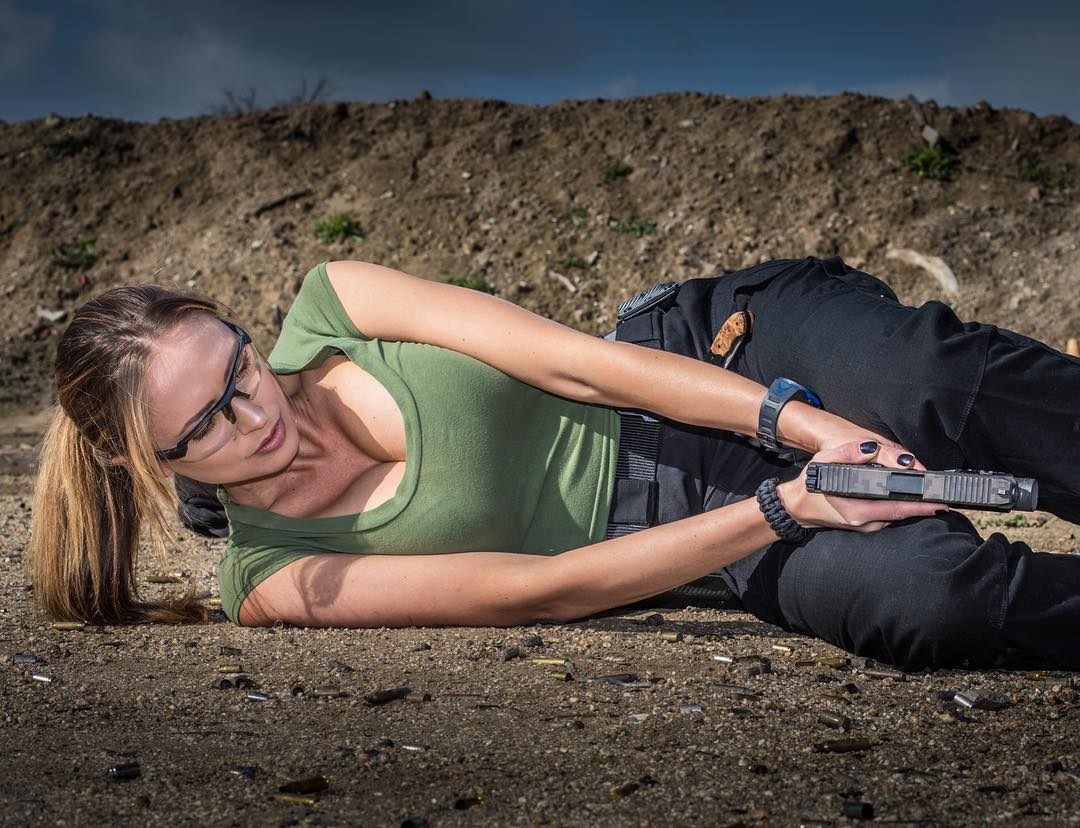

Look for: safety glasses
[155,320,255,461]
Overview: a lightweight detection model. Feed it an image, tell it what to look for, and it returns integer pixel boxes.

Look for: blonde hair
[26,285,232,624]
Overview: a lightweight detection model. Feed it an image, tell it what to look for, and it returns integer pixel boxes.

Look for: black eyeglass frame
[155,319,255,461]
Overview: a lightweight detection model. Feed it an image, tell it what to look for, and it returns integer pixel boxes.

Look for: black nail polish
[897,453,914,466]
[859,441,878,454]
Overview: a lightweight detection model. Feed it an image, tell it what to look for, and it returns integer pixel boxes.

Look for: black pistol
[804,463,1039,512]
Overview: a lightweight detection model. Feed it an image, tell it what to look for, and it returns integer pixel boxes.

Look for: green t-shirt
[216,262,620,625]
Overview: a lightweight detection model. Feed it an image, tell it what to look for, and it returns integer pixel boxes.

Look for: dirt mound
[1,91,1077,414]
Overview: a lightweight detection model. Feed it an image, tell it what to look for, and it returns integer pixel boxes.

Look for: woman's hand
[810,419,930,471]
[777,440,949,534]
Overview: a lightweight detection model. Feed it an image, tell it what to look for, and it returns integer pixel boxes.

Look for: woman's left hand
[810,421,930,471]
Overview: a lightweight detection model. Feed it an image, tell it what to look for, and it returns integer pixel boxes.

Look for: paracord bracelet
[755,477,811,543]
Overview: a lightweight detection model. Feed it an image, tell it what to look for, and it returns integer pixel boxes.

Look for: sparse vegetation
[46,134,93,160]
[447,276,496,293]
[971,512,1049,529]
[315,214,365,244]
[559,253,588,269]
[1018,158,1074,191]
[204,77,333,117]
[602,159,634,183]
[50,233,100,270]
[900,145,958,181]
[610,216,657,237]
[566,207,588,227]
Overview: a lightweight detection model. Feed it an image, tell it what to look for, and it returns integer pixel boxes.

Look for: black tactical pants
[610,255,1080,671]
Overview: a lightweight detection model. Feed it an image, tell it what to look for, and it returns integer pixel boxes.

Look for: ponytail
[25,282,225,626]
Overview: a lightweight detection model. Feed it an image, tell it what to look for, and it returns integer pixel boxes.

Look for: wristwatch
[756,377,823,454]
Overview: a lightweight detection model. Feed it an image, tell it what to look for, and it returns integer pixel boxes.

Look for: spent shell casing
[279,775,330,794]
[842,798,874,819]
[818,657,851,669]
[679,703,703,713]
[226,765,258,779]
[812,737,876,754]
[771,643,794,654]
[50,621,85,631]
[206,598,223,608]
[529,657,568,666]
[107,762,141,781]
[275,794,317,806]
[660,631,683,642]
[954,692,976,709]
[550,670,574,682]
[217,664,242,674]
[234,677,257,690]
[290,683,306,697]
[818,710,852,731]
[216,678,234,690]
[31,673,53,683]
[313,686,343,698]
[13,653,39,664]
[713,654,735,663]
[863,666,906,681]
[245,691,270,701]
[365,686,412,705]
[399,743,427,752]
[590,673,639,685]
[219,645,242,656]
[145,574,183,584]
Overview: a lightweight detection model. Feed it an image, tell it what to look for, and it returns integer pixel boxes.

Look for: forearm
[537,485,792,622]
[590,341,847,453]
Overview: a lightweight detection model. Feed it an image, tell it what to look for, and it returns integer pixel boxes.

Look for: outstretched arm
[238,441,941,628]
[323,260,875,458]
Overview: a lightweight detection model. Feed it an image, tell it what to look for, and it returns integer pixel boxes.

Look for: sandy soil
[1,92,1079,824]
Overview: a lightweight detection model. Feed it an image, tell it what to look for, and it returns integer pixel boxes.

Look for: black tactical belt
[604,410,662,539]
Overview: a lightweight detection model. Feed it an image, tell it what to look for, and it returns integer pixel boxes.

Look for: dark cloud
[1,0,1077,123]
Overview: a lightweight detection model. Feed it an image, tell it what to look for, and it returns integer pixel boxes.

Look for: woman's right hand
[777,440,950,534]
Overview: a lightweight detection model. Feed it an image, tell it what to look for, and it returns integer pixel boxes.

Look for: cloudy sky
[2,0,1078,123]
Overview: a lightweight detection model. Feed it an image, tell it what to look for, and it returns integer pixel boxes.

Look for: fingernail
[897,453,914,466]
[859,441,878,454]
[935,508,949,514]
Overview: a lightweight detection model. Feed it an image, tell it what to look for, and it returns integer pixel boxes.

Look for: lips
[256,417,284,453]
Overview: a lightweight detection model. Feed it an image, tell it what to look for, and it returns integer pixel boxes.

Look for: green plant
[972,513,1048,529]
[47,134,92,160]
[566,207,588,228]
[1018,158,1074,191]
[447,276,496,294]
[559,253,588,269]
[601,159,633,183]
[609,216,657,238]
[315,214,365,244]
[50,233,100,270]
[900,145,958,181]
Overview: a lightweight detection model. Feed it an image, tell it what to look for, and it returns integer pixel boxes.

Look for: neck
[222,374,330,510]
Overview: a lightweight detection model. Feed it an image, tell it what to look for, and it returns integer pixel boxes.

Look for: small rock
[35,307,67,323]
[502,645,524,662]
[461,171,472,180]
[678,118,695,128]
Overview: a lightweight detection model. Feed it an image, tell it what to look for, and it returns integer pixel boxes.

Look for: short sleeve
[268,262,370,373]
[216,533,316,626]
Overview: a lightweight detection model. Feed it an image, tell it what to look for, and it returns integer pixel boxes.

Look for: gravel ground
[2,414,1079,827]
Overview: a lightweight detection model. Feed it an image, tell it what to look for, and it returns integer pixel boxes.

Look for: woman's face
[141,314,298,484]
